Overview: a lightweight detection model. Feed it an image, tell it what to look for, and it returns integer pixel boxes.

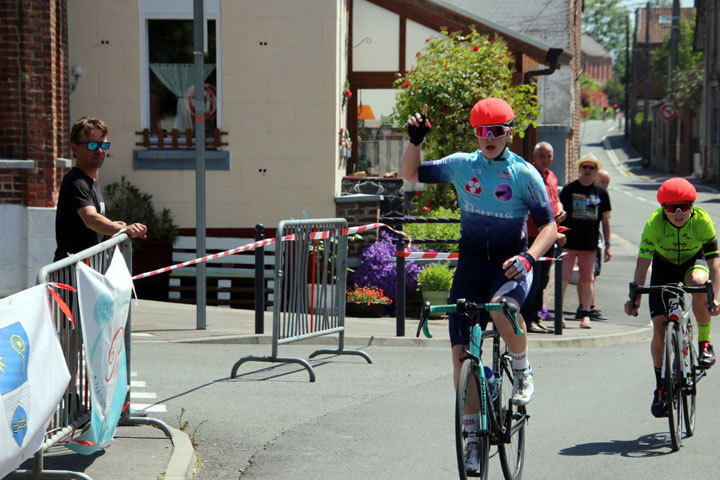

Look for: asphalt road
[131,339,720,480]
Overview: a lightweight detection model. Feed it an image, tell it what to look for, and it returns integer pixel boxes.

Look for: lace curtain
[149,63,216,130]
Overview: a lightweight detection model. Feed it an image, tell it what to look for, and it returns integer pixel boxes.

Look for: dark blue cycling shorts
[448,256,532,346]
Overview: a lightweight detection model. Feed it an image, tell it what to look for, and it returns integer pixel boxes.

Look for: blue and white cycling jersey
[418,149,554,260]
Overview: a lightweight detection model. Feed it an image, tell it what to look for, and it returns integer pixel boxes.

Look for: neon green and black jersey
[638,206,719,264]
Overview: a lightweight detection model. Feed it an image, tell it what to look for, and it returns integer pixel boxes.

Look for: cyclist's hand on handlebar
[503,253,534,279]
[710,299,720,316]
[624,298,639,317]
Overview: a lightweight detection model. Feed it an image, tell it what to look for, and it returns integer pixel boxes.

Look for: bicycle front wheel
[683,324,697,437]
[497,352,526,480]
[456,359,490,480]
[665,324,683,451]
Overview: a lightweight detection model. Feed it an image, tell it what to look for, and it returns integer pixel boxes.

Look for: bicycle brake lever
[416,302,433,338]
[706,280,714,313]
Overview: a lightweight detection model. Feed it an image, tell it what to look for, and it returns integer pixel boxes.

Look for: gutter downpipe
[522,48,564,161]
[522,47,564,336]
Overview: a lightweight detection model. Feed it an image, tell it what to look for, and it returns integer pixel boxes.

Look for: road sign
[660,103,676,121]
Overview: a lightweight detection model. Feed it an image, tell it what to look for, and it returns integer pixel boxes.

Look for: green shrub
[417,262,455,291]
[404,206,460,253]
[103,176,179,249]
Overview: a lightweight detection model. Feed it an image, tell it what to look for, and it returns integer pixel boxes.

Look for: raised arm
[401,104,431,183]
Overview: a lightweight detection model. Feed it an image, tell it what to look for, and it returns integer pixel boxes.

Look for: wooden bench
[167,228,276,309]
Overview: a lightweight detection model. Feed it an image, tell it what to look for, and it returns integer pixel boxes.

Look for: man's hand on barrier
[126,222,148,239]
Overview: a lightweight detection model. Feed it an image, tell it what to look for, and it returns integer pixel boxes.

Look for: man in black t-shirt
[54,117,148,261]
[559,153,612,328]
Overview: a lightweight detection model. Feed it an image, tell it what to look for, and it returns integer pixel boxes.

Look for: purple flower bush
[352,233,425,304]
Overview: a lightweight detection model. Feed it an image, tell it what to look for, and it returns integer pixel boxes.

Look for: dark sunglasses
[663,202,693,214]
[474,125,511,139]
[75,141,111,151]
[580,164,597,170]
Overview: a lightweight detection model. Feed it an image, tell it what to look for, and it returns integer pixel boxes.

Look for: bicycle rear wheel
[456,359,490,480]
[682,324,697,437]
[497,352,526,480]
[665,324,683,451]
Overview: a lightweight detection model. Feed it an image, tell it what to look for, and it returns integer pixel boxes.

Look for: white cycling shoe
[511,368,534,405]
[464,441,480,472]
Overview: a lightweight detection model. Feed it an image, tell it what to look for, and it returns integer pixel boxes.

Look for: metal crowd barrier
[231,218,372,382]
[7,235,172,480]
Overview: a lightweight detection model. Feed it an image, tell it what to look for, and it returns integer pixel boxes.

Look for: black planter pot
[345,302,388,318]
[132,240,172,301]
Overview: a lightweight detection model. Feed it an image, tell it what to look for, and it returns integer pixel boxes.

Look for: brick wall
[0,0,69,207]
[335,197,383,258]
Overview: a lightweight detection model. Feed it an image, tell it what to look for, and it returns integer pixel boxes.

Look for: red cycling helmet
[470,98,514,127]
[657,177,697,205]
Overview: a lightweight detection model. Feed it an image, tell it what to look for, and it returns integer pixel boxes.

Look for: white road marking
[131,403,167,413]
[130,391,157,399]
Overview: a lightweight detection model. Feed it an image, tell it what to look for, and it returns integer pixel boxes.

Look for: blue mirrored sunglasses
[474,125,511,139]
[75,141,111,151]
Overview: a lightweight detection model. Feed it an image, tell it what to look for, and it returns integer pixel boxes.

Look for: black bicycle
[418,299,528,479]
[628,281,713,451]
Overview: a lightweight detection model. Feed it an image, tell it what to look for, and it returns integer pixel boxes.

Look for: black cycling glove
[408,114,431,146]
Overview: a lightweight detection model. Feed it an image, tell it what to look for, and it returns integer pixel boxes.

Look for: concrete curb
[528,326,652,348]
[164,426,196,480]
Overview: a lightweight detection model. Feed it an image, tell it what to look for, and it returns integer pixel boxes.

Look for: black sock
[654,367,662,389]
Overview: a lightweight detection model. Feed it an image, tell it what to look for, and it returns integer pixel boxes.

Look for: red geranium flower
[416,52,421,57]
[403,80,410,88]
[472,46,479,51]
[489,39,495,44]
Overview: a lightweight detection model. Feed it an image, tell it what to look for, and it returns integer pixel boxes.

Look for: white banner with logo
[0,284,70,478]
[68,247,131,454]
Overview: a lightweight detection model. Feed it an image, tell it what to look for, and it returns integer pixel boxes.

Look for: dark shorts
[448,256,532,346]
[648,253,708,317]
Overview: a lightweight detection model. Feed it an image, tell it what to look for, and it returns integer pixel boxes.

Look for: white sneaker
[464,441,480,472]
[511,368,534,405]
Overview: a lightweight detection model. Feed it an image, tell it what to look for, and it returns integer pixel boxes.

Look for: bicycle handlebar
[416,298,522,338]
[628,280,714,316]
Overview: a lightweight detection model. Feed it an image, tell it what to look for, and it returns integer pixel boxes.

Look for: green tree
[582,0,631,59]
[393,27,540,161]
[393,27,539,211]
[650,15,704,112]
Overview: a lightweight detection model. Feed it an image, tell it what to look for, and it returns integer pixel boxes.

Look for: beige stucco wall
[68,0,347,230]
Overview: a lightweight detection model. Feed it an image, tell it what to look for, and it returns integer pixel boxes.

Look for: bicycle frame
[661,296,704,388]
[418,299,525,438]
[629,281,712,388]
[628,281,712,450]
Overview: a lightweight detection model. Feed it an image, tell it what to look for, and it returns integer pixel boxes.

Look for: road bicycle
[417,299,528,479]
[628,281,713,451]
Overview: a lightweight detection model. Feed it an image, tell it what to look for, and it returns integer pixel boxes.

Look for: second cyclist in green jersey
[625,178,720,418]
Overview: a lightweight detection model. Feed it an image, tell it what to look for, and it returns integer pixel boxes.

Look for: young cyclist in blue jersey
[401,99,557,472]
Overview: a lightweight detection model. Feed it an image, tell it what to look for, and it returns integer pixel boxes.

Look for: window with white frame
[139,0,221,138]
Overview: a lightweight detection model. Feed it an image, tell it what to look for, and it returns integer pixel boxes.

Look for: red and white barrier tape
[396,251,566,261]
[131,222,411,280]
[132,220,561,281]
